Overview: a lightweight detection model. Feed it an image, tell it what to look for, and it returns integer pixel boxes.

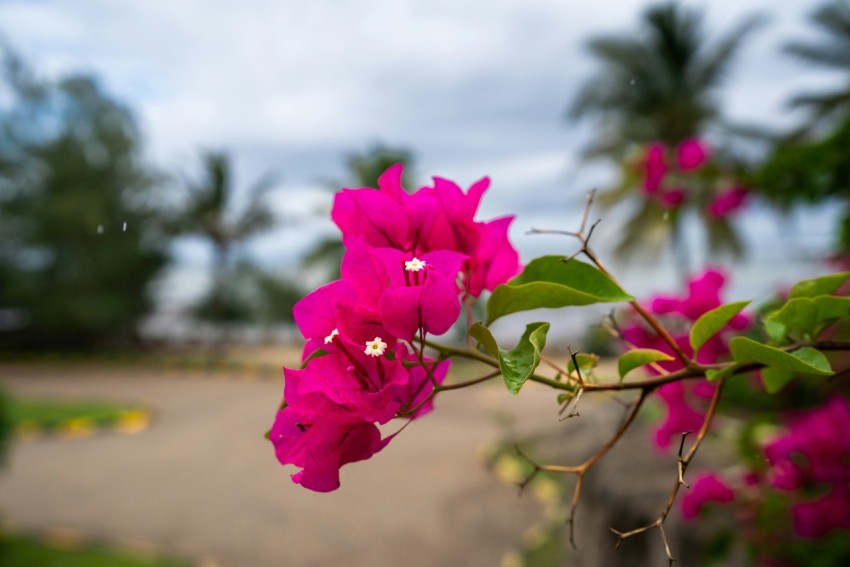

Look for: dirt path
[0,361,567,566]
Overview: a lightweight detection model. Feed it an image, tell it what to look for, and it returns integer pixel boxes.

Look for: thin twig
[516,390,649,549]
[610,379,726,564]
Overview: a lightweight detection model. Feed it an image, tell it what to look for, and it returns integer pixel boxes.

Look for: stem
[610,379,726,564]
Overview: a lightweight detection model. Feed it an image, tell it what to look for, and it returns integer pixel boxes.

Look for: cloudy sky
[0,0,839,307]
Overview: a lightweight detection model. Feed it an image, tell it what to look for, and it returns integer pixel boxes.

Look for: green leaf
[690,300,750,353]
[567,353,600,377]
[765,298,817,342]
[617,349,674,382]
[470,322,550,395]
[469,322,499,358]
[792,346,833,374]
[813,295,850,328]
[729,337,833,376]
[486,257,633,324]
[789,271,850,298]
[761,367,795,393]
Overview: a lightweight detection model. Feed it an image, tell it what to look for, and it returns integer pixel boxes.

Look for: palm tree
[785,0,850,127]
[570,2,761,279]
[172,151,276,334]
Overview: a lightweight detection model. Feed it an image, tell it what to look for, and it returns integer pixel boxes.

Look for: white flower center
[364,337,388,357]
[323,328,339,344]
[404,257,426,272]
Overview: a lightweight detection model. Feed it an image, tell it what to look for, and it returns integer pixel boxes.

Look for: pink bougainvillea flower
[643,143,667,195]
[676,138,708,171]
[792,487,850,538]
[659,187,686,209]
[763,396,850,537]
[332,163,421,250]
[269,407,390,492]
[765,396,850,488]
[651,269,748,329]
[371,247,466,341]
[331,165,520,298]
[624,269,750,450]
[708,186,748,219]
[681,472,735,520]
[473,216,522,295]
[292,278,394,361]
[283,347,409,425]
[654,381,714,449]
[418,176,521,297]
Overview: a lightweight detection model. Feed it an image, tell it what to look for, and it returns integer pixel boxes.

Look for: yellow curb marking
[114,410,150,434]
[57,417,95,439]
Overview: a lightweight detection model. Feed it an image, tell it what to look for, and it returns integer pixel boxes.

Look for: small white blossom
[364,337,388,357]
[324,328,339,344]
[404,257,426,272]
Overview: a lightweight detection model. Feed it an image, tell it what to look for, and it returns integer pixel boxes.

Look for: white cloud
[0,0,834,307]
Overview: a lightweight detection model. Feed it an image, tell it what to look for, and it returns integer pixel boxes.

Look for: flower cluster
[640,139,749,219]
[269,164,520,492]
[681,396,850,564]
[622,269,750,449]
[765,396,850,538]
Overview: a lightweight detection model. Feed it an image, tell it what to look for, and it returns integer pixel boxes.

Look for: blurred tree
[0,44,169,351]
[752,1,850,257]
[570,2,761,279]
[193,258,302,327]
[785,0,850,128]
[300,143,415,283]
[169,151,276,330]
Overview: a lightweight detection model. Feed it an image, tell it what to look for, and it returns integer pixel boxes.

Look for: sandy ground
[0,357,577,566]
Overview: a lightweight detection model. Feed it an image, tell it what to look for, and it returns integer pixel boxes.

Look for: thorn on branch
[677,430,693,488]
[559,387,583,420]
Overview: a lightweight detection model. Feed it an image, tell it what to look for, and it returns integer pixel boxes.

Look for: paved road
[0,361,569,567]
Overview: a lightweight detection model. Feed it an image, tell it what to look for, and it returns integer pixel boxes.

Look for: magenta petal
[466,177,490,215]
[418,272,462,336]
[332,188,410,248]
[377,162,407,200]
[482,217,521,292]
[420,250,467,278]
[681,473,735,520]
[643,143,667,194]
[294,354,402,424]
[274,413,386,493]
[379,286,423,341]
[293,280,353,344]
[677,138,708,171]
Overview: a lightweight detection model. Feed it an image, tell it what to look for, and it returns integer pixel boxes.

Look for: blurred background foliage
[0,46,169,352]
[570,2,763,279]
[0,1,848,353]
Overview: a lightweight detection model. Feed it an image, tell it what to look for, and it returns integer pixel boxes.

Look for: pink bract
[659,187,686,209]
[270,408,390,493]
[371,247,466,341]
[708,186,748,219]
[331,164,520,298]
[681,473,735,520]
[626,269,749,450]
[764,396,850,537]
[643,143,667,195]
[676,138,709,171]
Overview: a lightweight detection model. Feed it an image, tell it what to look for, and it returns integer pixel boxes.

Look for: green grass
[9,397,145,430]
[0,534,190,567]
